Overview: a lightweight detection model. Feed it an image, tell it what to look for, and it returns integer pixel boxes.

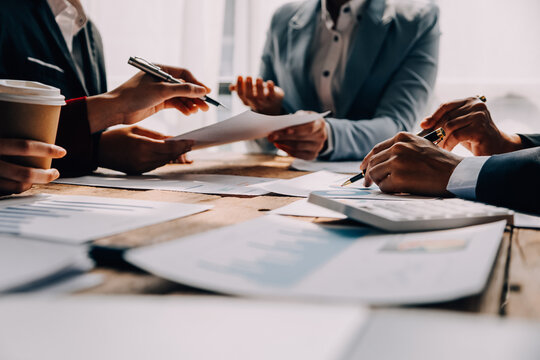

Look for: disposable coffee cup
[0,80,65,169]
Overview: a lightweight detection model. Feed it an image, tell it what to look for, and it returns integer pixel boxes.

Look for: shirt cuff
[446,156,489,200]
[318,121,334,158]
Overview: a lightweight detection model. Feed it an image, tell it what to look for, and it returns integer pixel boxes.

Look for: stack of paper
[55,173,275,196]
[126,215,506,305]
[0,194,212,244]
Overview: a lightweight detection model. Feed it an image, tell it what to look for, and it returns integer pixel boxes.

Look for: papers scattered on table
[270,199,346,219]
[0,194,211,244]
[0,296,368,360]
[127,215,506,305]
[171,110,330,149]
[514,212,540,229]
[55,173,274,196]
[257,171,430,199]
[290,159,362,174]
[0,235,99,293]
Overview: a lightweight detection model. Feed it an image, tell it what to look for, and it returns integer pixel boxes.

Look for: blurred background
[81,0,540,153]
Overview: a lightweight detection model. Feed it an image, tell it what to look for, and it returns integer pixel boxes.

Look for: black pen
[128,56,227,109]
[341,127,446,187]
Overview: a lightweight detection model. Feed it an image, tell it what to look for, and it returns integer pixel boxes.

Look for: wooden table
[29,153,540,319]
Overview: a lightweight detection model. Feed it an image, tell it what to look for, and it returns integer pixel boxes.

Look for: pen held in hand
[128,56,228,109]
[341,127,446,187]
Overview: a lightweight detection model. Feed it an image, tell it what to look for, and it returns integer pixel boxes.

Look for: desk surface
[29,153,539,319]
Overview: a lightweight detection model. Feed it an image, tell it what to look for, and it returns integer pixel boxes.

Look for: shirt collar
[321,0,366,29]
[47,0,88,31]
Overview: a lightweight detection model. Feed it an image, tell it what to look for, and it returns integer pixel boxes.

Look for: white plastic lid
[0,79,65,106]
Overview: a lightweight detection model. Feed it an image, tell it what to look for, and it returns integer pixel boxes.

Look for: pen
[128,56,227,109]
[341,127,446,187]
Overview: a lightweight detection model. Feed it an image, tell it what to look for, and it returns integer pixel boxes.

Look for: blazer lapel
[285,0,321,112]
[335,0,393,117]
[34,0,90,95]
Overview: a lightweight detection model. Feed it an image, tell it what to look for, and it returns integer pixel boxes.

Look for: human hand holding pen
[419,96,523,156]
[86,65,210,133]
[359,131,463,196]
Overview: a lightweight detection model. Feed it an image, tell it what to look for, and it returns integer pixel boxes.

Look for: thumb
[165,82,208,99]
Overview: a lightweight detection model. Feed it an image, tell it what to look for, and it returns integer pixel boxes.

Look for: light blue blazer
[254,0,440,160]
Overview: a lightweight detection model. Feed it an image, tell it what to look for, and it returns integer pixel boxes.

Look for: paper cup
[0,80,65,169]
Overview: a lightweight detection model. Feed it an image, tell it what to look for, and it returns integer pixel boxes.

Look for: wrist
[497,132,524,154]
[86,92,124,133]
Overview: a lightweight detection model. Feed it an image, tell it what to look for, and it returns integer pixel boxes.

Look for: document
[0,235,89,293]
[257,171,430,200]
[2,297,540,360]
[290,159,362,174]
[0,296,367,360]
[170,110,330,149]
[55,173,274,196]
[270,199,346,219]
[0,194,211,244]
[514,212,540,229]
[127,215,506,305]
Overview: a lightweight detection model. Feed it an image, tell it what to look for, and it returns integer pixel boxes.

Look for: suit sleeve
[52,98,101,176]
[518,133,540,148]
[323,7,440,161]
[476,147,540,214]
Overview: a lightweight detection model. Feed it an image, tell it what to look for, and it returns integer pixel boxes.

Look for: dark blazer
[255,0,440,160]
[0,0,107,175]
[476,134,540,214]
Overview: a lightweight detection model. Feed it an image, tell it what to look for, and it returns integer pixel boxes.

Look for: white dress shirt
[446,156,490,200]
[310,0,366,157]
[47,0,87,53]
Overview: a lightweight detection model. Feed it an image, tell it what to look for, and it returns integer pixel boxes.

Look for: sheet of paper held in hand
[0,194,211,244]
[55,173,275,196]
[256,171,435,199]
[127,215,507,305]
[170,110,330,149]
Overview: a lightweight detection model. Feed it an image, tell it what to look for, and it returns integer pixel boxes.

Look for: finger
[366,160,392,188]
[0,159,60,184]
[162,82,208,99]
[192,98,209,112]
[130,127,170,140]
[0,139,66,158]
[0,178,32,195]
[274,143,317,160]
[360,136,401,170]
[236,76,244,97]
[166,98,193,115]
[155,139,194,156]
[160,66,210,91]
[421,97,474,130]
[274,140,319,153]
[267,80,275,98]
[176,153,193,164]
[245,76,255,100]
[364,149,393,177]
[256,78,265,100]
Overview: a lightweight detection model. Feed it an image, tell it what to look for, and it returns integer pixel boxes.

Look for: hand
[98,126,194,174]
[230,76,284,115]
[420,97,523,156]
[360,132,463,196]
[267,111,328,160]
[87,66,211,132]
[0,139,66,194]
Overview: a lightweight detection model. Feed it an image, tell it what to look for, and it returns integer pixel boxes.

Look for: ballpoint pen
[128,56,227,109]
[341,127,446,187]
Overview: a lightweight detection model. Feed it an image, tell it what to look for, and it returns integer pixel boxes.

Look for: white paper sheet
[127,216,506,305]
[0,235,89,292]
[290,159,362,174]
[0,194,212,244]
[257,171,431,200]
[170,110,330,149]
[514,212,540,229]
[0,296,368,360]
[55,173,274,196]
[270,199,347,219]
